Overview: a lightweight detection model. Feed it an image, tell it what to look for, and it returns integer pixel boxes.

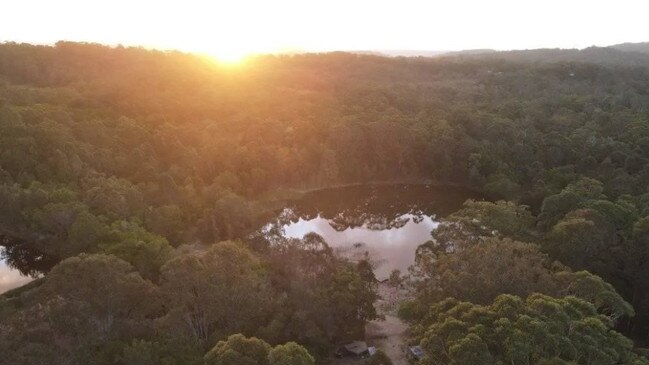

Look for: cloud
[0,261,32,294]
[283,214,438,279]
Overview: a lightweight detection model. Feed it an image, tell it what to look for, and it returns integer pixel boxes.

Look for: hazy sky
[1,0,648,60]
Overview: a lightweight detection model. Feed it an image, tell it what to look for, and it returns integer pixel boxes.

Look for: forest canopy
[2,41,649,363]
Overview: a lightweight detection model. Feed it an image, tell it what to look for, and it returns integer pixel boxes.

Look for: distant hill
[609,42,649,54]
[379,50,448,57]
[351,50,448,57]
[351,42,649,67]
[447,45,649,67]
[348,50,391,57]
[442,49,497,56]
[351,49,497,58]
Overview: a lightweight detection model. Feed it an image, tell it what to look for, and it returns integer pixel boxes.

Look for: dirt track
[367,281,411,364]
[333,282,411,365]
[366,314,409,365]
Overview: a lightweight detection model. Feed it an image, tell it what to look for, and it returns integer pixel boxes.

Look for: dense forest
[2,41,649,364]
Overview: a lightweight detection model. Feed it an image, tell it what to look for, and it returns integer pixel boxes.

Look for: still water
[0,184,476,293]
[0,259,32,294]
[267,184,476,279]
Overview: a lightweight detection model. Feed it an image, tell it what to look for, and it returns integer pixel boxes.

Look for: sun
[199,43,258,65]
[187,33,281,65]
[210,49,251,64]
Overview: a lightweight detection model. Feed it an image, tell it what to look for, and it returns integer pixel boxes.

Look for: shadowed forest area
[2,41,649,364]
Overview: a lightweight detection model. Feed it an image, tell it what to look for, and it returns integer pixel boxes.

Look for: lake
[0,259,32,294]
[264,184,476,279]
[0,184,476,294]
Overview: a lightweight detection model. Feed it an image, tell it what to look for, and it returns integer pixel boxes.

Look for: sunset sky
[2,0,649,61]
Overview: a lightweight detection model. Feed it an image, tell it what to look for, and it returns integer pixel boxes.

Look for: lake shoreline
[266,183,475,280]
[259,179,481,208]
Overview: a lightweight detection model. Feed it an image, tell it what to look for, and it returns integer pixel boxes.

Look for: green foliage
[82,175,145,220]
[160,241,270,343]
[261,236,378,355]
[199,191,258,242]
[538,191,581,229]
[544,209,614,271]
[144,204,185,245]
[431,199,536,246]
[555,271,635,321]
[38,254,161,338]
[0,254,161,364]
[204,335,315,365]
[413,238,561,306]
[562,177,606,200]
[205,334,271,365]
[4,41,649,361]
[267,342,315,365]
[101,220,173,280]
[121,338,203,365]
[418,294,649,365]
[122,339,160,365]
[409,233,633,328]
[484,173,521,200]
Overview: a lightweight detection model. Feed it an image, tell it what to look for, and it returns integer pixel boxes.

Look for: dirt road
[333,282,411,365]
[366,314,409,365]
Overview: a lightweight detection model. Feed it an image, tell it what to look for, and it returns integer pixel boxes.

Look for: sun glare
[198,42,264,65]
[209,49,252,64]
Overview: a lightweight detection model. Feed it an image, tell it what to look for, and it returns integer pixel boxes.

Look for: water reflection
[0,184,474,293]
[269,184,475,280]
[283,213,438,279]
[0,260,32,294]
